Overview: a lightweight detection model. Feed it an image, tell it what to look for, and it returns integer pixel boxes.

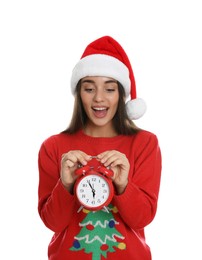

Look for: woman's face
[80,76,119,131]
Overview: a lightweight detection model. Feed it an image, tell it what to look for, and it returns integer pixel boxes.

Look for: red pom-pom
[86,224,94,230]
[100,244,109,251]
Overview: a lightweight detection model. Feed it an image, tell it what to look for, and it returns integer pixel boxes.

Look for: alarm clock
[74,158,114,212]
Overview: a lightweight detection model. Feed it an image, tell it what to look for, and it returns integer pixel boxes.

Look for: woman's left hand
[97,150,130,194]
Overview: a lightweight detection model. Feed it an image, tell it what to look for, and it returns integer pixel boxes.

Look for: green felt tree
[70,205,126,260]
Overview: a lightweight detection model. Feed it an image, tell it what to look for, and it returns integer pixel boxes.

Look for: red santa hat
[70,36,146,120]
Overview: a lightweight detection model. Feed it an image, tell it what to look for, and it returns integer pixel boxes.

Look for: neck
[83,124,118,138]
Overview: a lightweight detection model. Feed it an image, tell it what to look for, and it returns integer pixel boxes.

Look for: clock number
[80,189,84,193]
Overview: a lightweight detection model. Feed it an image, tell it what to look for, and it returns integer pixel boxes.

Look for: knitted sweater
[38,129,162,260]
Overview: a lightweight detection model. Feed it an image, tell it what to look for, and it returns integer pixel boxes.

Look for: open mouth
[92,107,108,111]
[92,107,108,118]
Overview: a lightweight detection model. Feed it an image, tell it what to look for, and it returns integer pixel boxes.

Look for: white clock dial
[76,174,110,208]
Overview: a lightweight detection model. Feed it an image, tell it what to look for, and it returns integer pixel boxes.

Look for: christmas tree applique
[70,205,126,260]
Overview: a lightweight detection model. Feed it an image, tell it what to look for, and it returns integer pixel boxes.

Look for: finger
[62,152,77,163]
[64,159,75,168]
[110,157,123,167]
[62,151,91,166]
[75,151,92,165]
[98,151,120,166]
[97,150,115,162]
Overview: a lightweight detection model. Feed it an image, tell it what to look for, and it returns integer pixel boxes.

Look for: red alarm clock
[74,158,114,212]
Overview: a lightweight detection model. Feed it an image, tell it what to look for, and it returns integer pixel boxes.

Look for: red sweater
[38,129,161,260]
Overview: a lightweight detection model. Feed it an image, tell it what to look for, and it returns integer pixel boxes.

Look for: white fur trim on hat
[126,98,147,120]
[70,54,131,97]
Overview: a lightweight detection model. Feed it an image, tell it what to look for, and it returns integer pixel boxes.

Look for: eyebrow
[81,79,118,84]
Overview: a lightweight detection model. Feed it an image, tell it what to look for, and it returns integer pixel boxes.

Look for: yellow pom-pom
[83,208,90,214]
[112,206,118,213]
[117,242,126,250]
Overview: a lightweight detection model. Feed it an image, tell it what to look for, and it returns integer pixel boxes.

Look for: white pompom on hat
[70,36,146,120]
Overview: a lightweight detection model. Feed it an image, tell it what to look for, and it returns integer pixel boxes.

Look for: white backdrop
[1,1,202,259]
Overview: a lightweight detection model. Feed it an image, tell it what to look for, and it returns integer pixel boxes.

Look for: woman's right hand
[60,150,91,193]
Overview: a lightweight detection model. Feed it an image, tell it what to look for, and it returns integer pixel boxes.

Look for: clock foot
[77,205,84,213]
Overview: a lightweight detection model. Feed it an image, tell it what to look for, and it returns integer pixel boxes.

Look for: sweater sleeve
[113,133,162,230]
[38,137,77,232]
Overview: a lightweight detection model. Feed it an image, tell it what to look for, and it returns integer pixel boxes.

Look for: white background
[0,0,202,259]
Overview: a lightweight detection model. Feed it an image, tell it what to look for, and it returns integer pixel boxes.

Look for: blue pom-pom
[73,240,80,249]
[108,220,115,228]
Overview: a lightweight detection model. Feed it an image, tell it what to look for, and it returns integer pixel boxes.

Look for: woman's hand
[97,150,130,195]
[60,150,91,193]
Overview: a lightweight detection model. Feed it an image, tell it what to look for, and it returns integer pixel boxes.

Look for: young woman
[38,36,162,260]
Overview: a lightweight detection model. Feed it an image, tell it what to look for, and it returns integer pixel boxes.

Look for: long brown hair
[62,80,140,135]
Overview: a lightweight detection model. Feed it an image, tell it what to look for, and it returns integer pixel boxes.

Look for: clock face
[75,173,113,210]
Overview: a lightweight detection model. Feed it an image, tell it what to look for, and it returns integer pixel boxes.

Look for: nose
[93,89,104,102]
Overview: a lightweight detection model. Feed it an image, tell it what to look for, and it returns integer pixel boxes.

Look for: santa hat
[70,36,146,120]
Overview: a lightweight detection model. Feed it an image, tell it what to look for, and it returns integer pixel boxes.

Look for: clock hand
[92,190,96,198]
[87,180,96,198]
[87,180,93,189]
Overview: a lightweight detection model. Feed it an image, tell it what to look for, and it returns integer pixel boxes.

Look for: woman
[38,36,162,260]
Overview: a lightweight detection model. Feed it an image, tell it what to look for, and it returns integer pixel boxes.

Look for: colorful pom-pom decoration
[73,240,80,249]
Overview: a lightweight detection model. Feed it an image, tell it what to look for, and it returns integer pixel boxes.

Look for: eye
[84,88,95,93]
[81,81,96,93]
[81,83,95,93]
[106,88,116,92]
[105,81,118,92]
